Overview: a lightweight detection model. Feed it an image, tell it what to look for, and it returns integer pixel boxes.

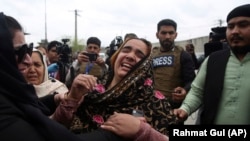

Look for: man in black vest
[174,4,250,124]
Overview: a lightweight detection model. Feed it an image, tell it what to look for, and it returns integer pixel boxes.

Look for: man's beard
[160,40,174,52]
[231,45,250,55]
[229,35,250,55]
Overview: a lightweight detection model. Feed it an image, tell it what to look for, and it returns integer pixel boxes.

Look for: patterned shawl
[70,54,178,135]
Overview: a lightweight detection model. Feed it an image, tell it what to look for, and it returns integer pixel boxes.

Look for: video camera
[209,26,226,42]
[204,26,228,57]
[107,36,123,57]
[57,38,72,64]
[55,39,72,83]
[105,36,123,72]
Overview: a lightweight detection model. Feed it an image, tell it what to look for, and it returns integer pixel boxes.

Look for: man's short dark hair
[47,40,61,51]
[124,33,137,40]
[87,37,101,47]
[157,19,177,31]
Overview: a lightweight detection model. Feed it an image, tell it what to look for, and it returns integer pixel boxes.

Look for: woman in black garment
[0,12,123,141]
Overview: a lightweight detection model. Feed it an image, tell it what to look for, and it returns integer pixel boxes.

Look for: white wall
[152,36,209,54]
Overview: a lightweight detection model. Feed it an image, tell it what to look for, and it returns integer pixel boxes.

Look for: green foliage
[70,37,86,54]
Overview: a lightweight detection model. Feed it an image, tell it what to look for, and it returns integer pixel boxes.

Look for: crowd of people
[0,3,250,141]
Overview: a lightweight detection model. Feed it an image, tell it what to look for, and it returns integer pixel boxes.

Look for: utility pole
[44,0,48,45]
[218,19,224,26]
[72,9,81,51]
[74,9,78,44]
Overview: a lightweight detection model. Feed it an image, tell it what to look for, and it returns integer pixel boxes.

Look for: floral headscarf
[70,44,178,136]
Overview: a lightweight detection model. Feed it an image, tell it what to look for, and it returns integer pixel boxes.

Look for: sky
[1,0,249,47]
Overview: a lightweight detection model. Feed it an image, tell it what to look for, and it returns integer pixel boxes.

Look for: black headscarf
[0,11,70,141]
[0,12,123,141]
[0,12,50,114]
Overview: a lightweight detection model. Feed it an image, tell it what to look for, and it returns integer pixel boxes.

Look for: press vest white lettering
[152,55,174,68]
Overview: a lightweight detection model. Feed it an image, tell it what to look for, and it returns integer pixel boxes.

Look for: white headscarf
[33,49,49,82]
[32,49,68,97]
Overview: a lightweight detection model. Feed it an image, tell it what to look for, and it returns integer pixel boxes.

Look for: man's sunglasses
[14,43,33,63]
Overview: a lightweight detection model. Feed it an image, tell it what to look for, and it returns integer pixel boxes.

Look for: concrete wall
[152,36,209,54]
[101,36,209,55]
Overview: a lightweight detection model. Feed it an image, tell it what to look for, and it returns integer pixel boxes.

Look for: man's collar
[160,45,175,52]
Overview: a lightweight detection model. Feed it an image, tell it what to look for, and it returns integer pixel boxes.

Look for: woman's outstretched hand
[67,74,97,100]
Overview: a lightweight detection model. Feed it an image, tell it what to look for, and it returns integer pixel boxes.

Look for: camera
[105,36,123,72]
[204,26,228,57]
[83,52,98,62]
[107,36,123,57]
[210,26,226,42]
[57,38,72,64]
[62,38,70,43]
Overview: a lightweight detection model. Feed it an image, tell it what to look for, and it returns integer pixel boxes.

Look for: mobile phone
[132,109,144,117]
[83,53,98,61]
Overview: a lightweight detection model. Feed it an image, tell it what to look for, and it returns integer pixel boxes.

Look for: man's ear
[174,32,178,39]
[156,32,159,39]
